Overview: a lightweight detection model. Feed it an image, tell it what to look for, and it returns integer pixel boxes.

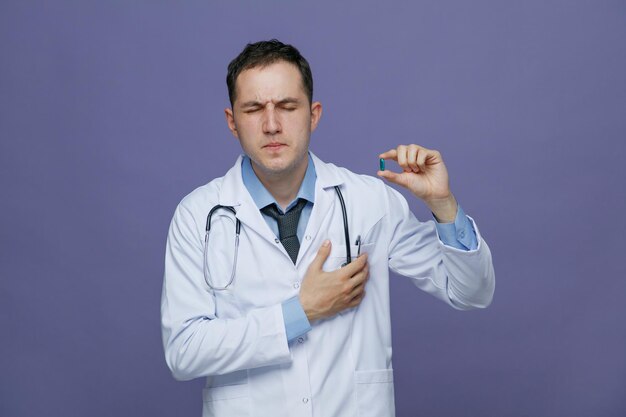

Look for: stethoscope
[203,186,358,290]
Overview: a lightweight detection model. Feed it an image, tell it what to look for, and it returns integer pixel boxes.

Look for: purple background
[1,1,625,416]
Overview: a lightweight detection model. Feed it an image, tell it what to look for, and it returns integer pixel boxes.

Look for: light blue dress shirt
[241,153,478,343]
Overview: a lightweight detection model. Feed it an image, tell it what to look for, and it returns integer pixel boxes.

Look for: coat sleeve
[161,204,291,381]
[384,186,495,309]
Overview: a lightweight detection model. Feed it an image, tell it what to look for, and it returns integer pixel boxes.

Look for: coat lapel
[297,153,345,266]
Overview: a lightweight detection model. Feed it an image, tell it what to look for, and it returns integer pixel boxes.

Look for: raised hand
[378,144,457,222]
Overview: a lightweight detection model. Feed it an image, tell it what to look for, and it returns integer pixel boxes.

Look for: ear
[224,108,239,139]
[310,101,323,132]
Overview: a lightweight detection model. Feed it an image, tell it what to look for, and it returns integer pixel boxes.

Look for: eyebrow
[240,98,301,108]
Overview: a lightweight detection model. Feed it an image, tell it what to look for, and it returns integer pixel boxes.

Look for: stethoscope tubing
[204,205,241,290]
[334,186,351,266]
[203,187,349,291]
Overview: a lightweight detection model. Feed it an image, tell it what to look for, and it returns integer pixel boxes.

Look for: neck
[251,157,308,210]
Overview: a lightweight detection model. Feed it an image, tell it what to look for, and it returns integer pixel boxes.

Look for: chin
[250,156,286,173]
[250,149,306,176]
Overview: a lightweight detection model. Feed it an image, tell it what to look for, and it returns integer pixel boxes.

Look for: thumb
[310,240,332,271]
[377,170,406,187]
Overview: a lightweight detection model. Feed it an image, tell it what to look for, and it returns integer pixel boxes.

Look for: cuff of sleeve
[433,204,478,250]
[281,296,312,343]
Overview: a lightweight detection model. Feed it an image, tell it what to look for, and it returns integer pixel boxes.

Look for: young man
[161,39,494,417]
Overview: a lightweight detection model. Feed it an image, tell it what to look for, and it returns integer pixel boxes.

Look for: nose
[262,105,281,135]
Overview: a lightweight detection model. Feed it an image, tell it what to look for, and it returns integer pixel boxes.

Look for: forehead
[235,61,306,103]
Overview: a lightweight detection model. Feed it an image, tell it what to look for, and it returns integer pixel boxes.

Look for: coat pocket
[355,369,395,417]
[202,383,250,417]
[326,242,375,270]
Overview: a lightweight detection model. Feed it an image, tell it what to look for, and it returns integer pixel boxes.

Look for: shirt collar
[241,152,317,213]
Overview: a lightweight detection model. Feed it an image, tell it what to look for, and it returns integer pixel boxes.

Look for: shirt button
[275,238,280,244]
[297,337,304,344]
[293,282,300,289]
[305,235,311,241]
[302,397,309,404]
[459,231,465,238]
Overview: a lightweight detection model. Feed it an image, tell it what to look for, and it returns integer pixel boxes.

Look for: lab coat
[161,152,495,417]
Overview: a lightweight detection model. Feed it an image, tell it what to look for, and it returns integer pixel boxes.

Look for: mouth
[263,143,286,150]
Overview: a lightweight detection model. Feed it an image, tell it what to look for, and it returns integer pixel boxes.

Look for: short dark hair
[226,39,313,106]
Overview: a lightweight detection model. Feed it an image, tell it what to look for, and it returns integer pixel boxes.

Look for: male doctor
[161,39,495,417]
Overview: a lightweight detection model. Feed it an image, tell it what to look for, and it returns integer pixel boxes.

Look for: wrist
[299,295,318,322]
[426,193,457,223]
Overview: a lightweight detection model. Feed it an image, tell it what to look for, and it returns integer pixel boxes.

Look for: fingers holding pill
[377,144,451,202]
